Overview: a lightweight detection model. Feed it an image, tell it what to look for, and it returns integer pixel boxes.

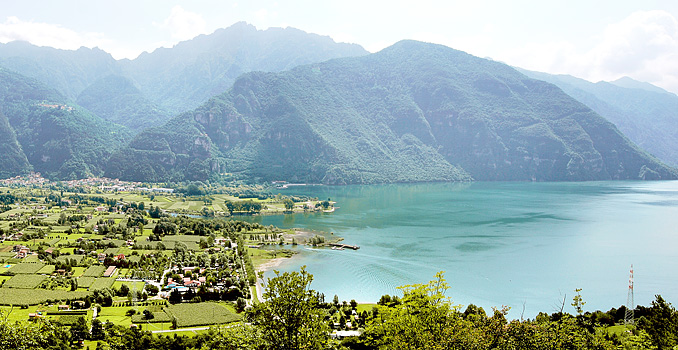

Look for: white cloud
[159,6,207,41]
[0,16,106,50]
[253,8,279,27]
[499,10,678,94]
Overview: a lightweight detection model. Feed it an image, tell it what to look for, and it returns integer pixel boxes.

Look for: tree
[236,297,247,312]
[638,295,678,349]
[70,316,88,343]
[91,318,105,340]
[169,289,182,304]
[362,272,459,349]
[247,266,329,350]
[119,284,129,297]
[283,198,294,211]
[143,309,154,320]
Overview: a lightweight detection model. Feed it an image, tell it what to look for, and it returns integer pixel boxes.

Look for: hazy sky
[2,0,678,93]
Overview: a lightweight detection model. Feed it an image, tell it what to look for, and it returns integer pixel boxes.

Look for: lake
[244,181,678,318]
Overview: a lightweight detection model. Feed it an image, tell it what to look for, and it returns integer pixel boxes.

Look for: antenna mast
[625,264,634,325]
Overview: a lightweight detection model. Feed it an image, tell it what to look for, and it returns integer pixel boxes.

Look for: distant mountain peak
[610,76,672,95]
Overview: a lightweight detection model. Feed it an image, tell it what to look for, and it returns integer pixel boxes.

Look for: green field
[36,264,55,274]
[164,302,241,327]
[0,288,89,305]
[104,247,120,255]
[71,266,86,277]
[83,265,106,277]
[112,280,145,292]
[4,274,47,288]
[56,255,84,265]
[90,277,115,290]
[7,262,45,274]
[77,276,96,288]
[96,306,133,326]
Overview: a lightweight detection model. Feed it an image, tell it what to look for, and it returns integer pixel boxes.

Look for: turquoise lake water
[243,181,678,318]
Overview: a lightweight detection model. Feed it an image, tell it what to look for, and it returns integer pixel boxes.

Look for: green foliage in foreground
[1,269,678,349]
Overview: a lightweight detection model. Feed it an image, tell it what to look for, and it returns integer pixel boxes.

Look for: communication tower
[625,264,634,325]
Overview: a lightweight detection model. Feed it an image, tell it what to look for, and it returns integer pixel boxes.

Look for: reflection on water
[241,181,678,318]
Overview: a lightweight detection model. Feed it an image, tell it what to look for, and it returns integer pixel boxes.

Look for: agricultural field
[71,266,86,277]
[82,265,106,277]
[3,274,47,288]
[77,276,96,288]
[0,181,305,337]
[89,277,115,290]
[7,262,45,274]
[36,264,56,274]
[104,247,120,255]
[112,280,145,292]
[0,288,89,305]
[56,254,84,265]
[164,302,241,327]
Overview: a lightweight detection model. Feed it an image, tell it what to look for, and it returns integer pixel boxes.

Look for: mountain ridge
[0,67,132,179]
[106,40,676,183]
[518,68,678,166]
[0,22,369,132]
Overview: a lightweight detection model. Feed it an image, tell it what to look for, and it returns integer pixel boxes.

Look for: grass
[357,303,378,313]
[136,322,173,332]
[70,266,86,277]
[131,309,172,323]
[604,324,632,336]
[112,280,145,292]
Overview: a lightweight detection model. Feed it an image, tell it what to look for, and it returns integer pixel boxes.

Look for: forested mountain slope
[0,68,131,179]
[107,41,676,183]
[121,22,369,115]
[519,69,678,166]
[0,23,368,132]
[76,75,170,133]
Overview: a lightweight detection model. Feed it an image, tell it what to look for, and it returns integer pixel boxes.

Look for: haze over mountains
[0,22,367,132]
[519,69,678,167]
[0,22,676,183]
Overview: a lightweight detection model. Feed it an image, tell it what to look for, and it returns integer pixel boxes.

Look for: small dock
[328,243,360,250]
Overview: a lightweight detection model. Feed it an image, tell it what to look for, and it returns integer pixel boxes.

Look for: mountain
[0,41,120,101]
[0,22,368,131]
[106,41,676,184]
[0,67,131,179]
[120,22,369,114]
[76,75,170,133]
[0,111,31,178]
[610,76,671,94]
[518,69,678,166]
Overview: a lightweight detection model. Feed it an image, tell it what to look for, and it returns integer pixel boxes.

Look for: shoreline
[256,257,290,272]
